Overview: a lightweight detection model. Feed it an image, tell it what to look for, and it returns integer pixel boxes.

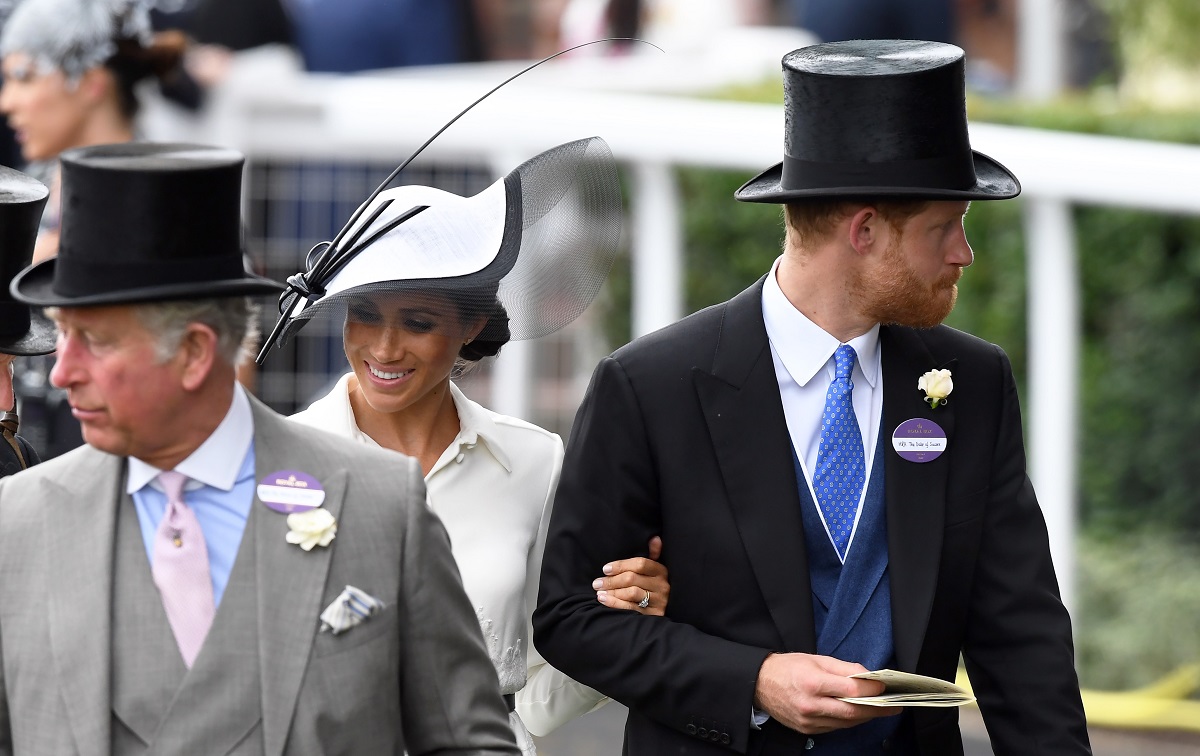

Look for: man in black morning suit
[534,40,1091,755]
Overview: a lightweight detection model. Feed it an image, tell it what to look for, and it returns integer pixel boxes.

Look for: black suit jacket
[534,278,1090,755]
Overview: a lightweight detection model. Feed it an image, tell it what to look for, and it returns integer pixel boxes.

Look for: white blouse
[290,374,605,753]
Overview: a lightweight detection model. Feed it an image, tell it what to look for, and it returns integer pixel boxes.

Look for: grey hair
[132,297,261,366]
[0,0,150,80]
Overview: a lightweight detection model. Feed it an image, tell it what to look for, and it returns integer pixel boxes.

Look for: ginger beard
[850,232,963,329]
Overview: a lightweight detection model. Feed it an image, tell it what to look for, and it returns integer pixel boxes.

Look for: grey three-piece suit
[0,395,518,755]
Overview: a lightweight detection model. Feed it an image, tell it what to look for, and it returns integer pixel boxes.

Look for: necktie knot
[158,470,187,502]
[833,344,858,381]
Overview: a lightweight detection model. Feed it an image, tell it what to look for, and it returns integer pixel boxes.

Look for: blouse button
[455,452,465,464]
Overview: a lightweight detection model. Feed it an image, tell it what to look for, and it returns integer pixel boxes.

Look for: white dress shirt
[761,257,884,562]
[290,374,605,754]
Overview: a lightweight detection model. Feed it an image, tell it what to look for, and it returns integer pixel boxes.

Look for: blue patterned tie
[813,344,866,560]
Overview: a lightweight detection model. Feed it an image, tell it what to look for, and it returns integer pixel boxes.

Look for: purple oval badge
[892,418,948,463]
[257,470,326,513]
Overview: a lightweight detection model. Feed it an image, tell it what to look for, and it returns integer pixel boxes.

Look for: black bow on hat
[0,165,54,355]
[736,39,1020,203]
[10,142,283,307]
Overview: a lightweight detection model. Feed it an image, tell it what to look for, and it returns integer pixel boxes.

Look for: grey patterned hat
[0,0,150,79]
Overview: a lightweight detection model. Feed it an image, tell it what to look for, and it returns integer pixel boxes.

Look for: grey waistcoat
[111,492,265,756]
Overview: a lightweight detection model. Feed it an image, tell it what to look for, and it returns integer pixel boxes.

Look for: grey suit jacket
[0,395,519,756]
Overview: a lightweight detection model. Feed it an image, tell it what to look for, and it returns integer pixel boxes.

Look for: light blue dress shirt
[127,384,256,607]
[761,256,883,552]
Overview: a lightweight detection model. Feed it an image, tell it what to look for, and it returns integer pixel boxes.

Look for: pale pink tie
[151,470,215,668]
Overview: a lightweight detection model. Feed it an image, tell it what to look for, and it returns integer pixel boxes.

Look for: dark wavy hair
[107,31,199,117]
[456,298,508,364]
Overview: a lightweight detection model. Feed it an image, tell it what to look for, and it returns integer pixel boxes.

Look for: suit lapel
[694,280,816,652]
[881,326,955,671]
[249,398,347,756]
[46,448,120,756]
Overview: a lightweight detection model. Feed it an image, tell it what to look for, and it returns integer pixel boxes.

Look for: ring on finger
[638,590,651,609]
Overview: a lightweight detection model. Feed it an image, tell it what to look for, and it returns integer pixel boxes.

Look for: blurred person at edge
[0,0,223,459]
[287,0,483,73]
[555,0,767,56]
[267,137,671,754]
[787,0,956,44]
[0,165,56,477]
[557,0,644,55]
[0,0,200,264]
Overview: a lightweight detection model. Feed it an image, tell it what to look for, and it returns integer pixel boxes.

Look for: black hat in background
[735,39,1020,203]
[10,142,283,307]
[0,166,54,355]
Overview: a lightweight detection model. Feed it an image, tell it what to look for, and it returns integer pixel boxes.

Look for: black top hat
[735,39,1020,203]
[0,166,54,355]
[10,142,284,307]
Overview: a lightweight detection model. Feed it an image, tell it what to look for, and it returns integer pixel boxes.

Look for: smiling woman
[268,138,674,754]
[341,290,499,461]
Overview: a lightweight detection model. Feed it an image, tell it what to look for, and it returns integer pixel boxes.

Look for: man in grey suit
[0,142,519,755]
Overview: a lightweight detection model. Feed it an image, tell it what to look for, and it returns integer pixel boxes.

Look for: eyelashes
[348,305,381,324]
[403,319,435,334]
[347,305,440,334]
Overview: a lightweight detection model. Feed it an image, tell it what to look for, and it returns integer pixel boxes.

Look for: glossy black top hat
[11,142,284,307]
[735,39,1020,203]
[0,166,55,355]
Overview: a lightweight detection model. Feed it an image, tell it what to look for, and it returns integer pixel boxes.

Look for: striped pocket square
[320,585,385,635]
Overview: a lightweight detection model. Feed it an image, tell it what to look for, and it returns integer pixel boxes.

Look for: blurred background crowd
[0,0,1197,753]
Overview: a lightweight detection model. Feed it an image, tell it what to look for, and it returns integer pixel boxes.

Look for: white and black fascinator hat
[0,0,150,79]
[257,47,627,366]
[262,137,621,361]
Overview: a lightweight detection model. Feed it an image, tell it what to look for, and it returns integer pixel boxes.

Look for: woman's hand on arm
[593,536,670,616]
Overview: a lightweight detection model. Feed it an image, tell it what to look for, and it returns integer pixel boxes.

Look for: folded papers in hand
[838,669,975,708]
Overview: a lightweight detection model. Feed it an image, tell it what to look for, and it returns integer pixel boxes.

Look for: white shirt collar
[126,383,255,494]
[762,256,880,388]
[319,373,377,448]
[758,258,883,391]
[309,374,513,474]
[447,381,512,472]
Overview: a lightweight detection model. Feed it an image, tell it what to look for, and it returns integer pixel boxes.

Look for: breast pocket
[943,486,989,528]
[308,606,400,733]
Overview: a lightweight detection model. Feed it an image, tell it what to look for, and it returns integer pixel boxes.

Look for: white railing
[146,51,1200,616]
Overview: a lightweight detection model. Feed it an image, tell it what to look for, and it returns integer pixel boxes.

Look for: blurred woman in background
[0,0,210,459]
[0,0,198,263]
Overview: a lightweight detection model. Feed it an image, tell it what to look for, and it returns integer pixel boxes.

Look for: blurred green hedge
[1078,533,1200,690]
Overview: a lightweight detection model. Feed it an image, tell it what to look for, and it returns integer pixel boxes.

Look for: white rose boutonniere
[918,368,953,409]
[285,508,337,551]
